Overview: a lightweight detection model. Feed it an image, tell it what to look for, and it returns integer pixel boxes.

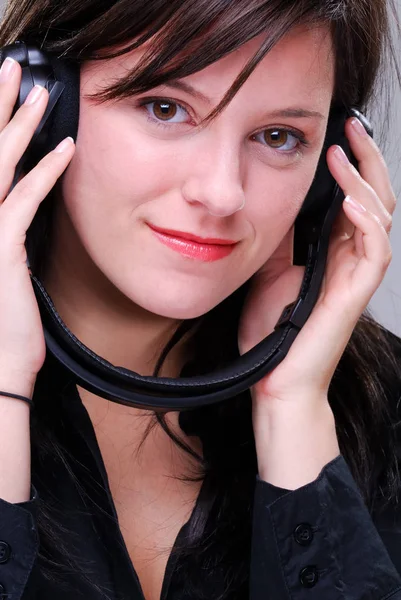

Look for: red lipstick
[147,224,237,262]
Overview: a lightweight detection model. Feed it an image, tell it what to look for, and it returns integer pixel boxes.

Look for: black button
[299,566,319,588]
[0,542,11,564]
[294,523,314,546]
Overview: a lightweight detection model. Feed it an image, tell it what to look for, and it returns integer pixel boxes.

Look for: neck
[42,202,201,480]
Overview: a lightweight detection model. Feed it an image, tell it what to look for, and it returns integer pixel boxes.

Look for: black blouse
[1,351,401,600]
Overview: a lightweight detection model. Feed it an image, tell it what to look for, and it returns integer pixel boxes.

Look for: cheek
[60,101,183,236]
[246,164,315,263]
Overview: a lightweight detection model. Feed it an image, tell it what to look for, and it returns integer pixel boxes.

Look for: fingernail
[25,85,44,105]
[0,57,16,83]
[344,195,366,213]
[334,146,349,166]
[54,137,74,153]
[351,117,367,137]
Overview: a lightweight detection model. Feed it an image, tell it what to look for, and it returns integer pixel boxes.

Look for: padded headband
[2,42,372,411]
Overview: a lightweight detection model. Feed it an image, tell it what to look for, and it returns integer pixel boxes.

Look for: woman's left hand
[238,117,396,489]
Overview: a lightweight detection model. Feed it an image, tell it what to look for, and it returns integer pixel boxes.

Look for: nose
[181,139,246,217]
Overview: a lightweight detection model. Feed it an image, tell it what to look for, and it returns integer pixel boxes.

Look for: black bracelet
[0,391,33,408]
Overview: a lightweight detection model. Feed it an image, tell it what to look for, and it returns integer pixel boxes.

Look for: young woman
[0,0,400,598]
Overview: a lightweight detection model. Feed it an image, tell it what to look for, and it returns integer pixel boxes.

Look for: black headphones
[0,41,373,411]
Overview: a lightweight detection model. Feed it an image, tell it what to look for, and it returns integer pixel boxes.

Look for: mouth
[147,223,238,262]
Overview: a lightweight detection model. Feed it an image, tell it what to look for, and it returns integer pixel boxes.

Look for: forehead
[178,25,335,106]
[83,24,335,108]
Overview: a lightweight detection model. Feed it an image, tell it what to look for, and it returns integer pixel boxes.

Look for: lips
[147,223,237,262]
[147,223,237,245]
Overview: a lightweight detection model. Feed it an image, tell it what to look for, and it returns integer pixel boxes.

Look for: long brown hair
[1,1,401,598]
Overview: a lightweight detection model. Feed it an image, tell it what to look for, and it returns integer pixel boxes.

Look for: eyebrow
[266,108,325,120]
[164,80,212,105]
[163,80,325,121]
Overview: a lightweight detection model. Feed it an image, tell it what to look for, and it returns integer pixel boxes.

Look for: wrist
[253,396,340,489]
[0,365,37,400]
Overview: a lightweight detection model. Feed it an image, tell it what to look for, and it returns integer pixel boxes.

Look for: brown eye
[254,128,299,152]
[153,101,178,121]
[143,99,189,124]
[264,129,289,148]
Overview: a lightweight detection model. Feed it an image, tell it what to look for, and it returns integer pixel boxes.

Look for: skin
[44,25,334,441]
[39,28,341,594]
[0,20,394,600]
[41,21,395,492]
[44,25,334,371]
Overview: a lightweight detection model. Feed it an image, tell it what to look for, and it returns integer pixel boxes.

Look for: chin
[136,294,218,320]
[103,266,240,320]
[115,281,225,320]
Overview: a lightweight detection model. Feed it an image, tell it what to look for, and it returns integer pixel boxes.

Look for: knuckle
[384,213,393,234]
[0,213,15,245]
[371,213,381,227]
[14,176,36,199]
[0,141,9,169]
[0,172,14,196]
[368,136,386,161]
[371,139,384,158]
[349,163,362,180]
[388,192,397,214]
[0,234,12,254]
[37,148,60,166]
[35,157,58,179]
[371,213,388,237]
[380,249,392,270]
[0,98,14,116]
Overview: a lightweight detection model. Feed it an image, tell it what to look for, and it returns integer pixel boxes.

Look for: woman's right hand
[0,57,75,394]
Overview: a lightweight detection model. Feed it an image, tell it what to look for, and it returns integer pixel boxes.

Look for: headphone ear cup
[293,107,372,266]
[0,42,81,273]
[40,54,80,158]
[24,52,80,172]
[0,42,80,175]
[293,109,346,265]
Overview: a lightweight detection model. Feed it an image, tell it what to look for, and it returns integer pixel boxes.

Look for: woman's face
[59,25,334,319]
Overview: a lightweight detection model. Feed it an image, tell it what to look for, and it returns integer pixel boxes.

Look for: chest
[81,395,204,599]
[114,487,200,600]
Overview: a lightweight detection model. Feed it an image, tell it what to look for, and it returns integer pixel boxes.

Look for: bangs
[49,0,339,122]
[10,0,391,115]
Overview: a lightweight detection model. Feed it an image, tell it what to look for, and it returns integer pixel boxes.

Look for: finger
[0,137,75,241]
[326,144,392,234]
[0,58,22,131]
[342,195,392,300]
[345,117,396,216]
[0,85,50,201]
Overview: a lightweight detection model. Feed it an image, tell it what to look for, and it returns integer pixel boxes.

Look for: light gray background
[367,0,401,335]
[1,1,401,334]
